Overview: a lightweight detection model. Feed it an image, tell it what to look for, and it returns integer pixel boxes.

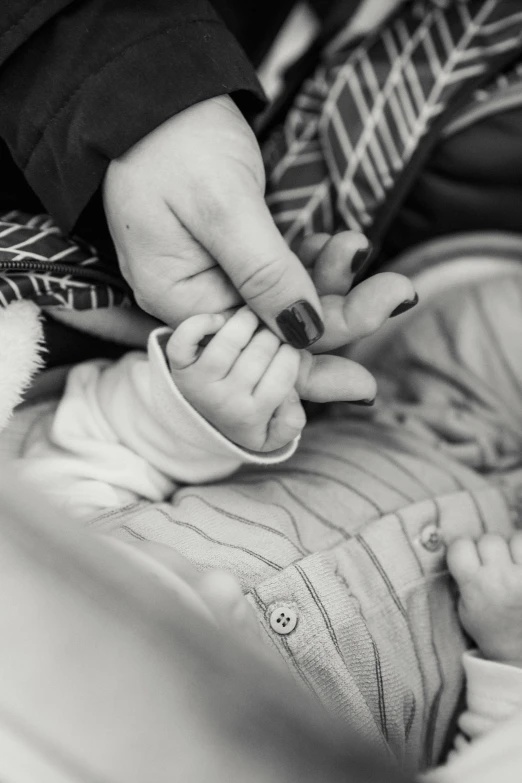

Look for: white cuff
[463,650,522,718]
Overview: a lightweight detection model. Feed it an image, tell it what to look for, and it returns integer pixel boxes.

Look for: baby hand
[166,307,306,452]
[447,533,522,666]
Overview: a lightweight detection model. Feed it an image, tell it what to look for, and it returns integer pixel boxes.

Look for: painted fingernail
[276,301,324,349]
[351,243,373,276]
[390,292,419,318]
[350,398,375,406]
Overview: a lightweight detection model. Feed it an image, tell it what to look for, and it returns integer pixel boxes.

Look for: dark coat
[0,0,279,236]
[1,1,522,259]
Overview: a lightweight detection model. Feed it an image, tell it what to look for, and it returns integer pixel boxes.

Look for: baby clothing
[16,328,297,518]
[6,248,522,773]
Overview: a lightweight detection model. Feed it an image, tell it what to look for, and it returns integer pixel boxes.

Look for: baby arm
[19,309,306,518]
[445,534,522,753]
[167,307,305,453]
[19,234,417,518]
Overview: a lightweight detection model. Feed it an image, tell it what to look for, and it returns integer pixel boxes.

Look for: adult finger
[311,273,418,353]
[298,234,331,268]
[296,352,377,403]
[312,233,372,295]
[188,187,325,349]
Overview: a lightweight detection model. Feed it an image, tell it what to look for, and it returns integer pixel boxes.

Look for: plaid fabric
[264,0,522,250]
[0,210,129,311]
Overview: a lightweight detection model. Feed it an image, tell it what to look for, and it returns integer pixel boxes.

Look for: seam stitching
[22,19,223,170]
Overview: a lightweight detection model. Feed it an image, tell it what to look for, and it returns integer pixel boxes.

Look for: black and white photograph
[0,1,521,781]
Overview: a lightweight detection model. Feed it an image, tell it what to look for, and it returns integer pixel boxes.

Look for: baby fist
[447,533,522,666]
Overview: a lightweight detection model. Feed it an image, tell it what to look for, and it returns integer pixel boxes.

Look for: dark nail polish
[390,292,419,318]
[350,398,375,406]
[351,244,373,276]
[276,300,324,349]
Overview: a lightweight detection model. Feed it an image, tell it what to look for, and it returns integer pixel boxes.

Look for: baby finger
[477,534,511,566]
[263,392,307,452]
[167,313,226,370]
[447,538,481,585]
[253,344,301,411]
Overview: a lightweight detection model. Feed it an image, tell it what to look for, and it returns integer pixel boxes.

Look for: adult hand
[104,95,326,349]
[104,95,418,399]
[295,233,418,403]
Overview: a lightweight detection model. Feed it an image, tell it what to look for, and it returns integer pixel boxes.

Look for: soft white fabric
[424,652,522,782]
[18,327,298,518]
[458,651,522,745]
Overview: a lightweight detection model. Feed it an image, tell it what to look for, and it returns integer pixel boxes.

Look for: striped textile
[264,0,522,249]
[88,268,522,771]
[0,211,128,310]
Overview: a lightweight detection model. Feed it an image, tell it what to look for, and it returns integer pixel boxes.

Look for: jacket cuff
[20,21,265,231]
[148,327,299,467]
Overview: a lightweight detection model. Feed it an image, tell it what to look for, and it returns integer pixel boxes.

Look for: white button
[419,523,443,552]
[269,605,298,635]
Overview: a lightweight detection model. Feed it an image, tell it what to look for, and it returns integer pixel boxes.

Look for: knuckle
[236,257,288,303]
[132,286,153,314]
[277,342,299,367]
[256,330,282,355]
[479,534,504,551]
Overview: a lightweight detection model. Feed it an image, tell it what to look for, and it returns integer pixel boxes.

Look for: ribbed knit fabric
[7,257,522,772]
[85,265,522,771]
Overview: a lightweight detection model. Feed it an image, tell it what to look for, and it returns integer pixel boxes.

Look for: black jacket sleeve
[0,1,265,231]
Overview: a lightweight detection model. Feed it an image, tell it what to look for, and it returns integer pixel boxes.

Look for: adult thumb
[196,188,324,349]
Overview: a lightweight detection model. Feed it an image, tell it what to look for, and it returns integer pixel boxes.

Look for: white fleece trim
[0,301,44,433]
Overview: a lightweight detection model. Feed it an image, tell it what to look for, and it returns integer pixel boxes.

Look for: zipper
[0,260,130,292]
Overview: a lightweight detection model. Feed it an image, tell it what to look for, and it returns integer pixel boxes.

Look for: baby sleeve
[19,327,298,518]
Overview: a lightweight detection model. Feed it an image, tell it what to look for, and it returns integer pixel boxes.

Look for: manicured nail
[351,243,373,276]
[390,292,419,318]
[350,398,375,406]
[276,301,324,349]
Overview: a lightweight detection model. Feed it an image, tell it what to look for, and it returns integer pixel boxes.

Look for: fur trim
[0,301,44,432]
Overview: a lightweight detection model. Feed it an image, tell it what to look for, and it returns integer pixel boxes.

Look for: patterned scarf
[264,0,522,251]
[0,211,128,311]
